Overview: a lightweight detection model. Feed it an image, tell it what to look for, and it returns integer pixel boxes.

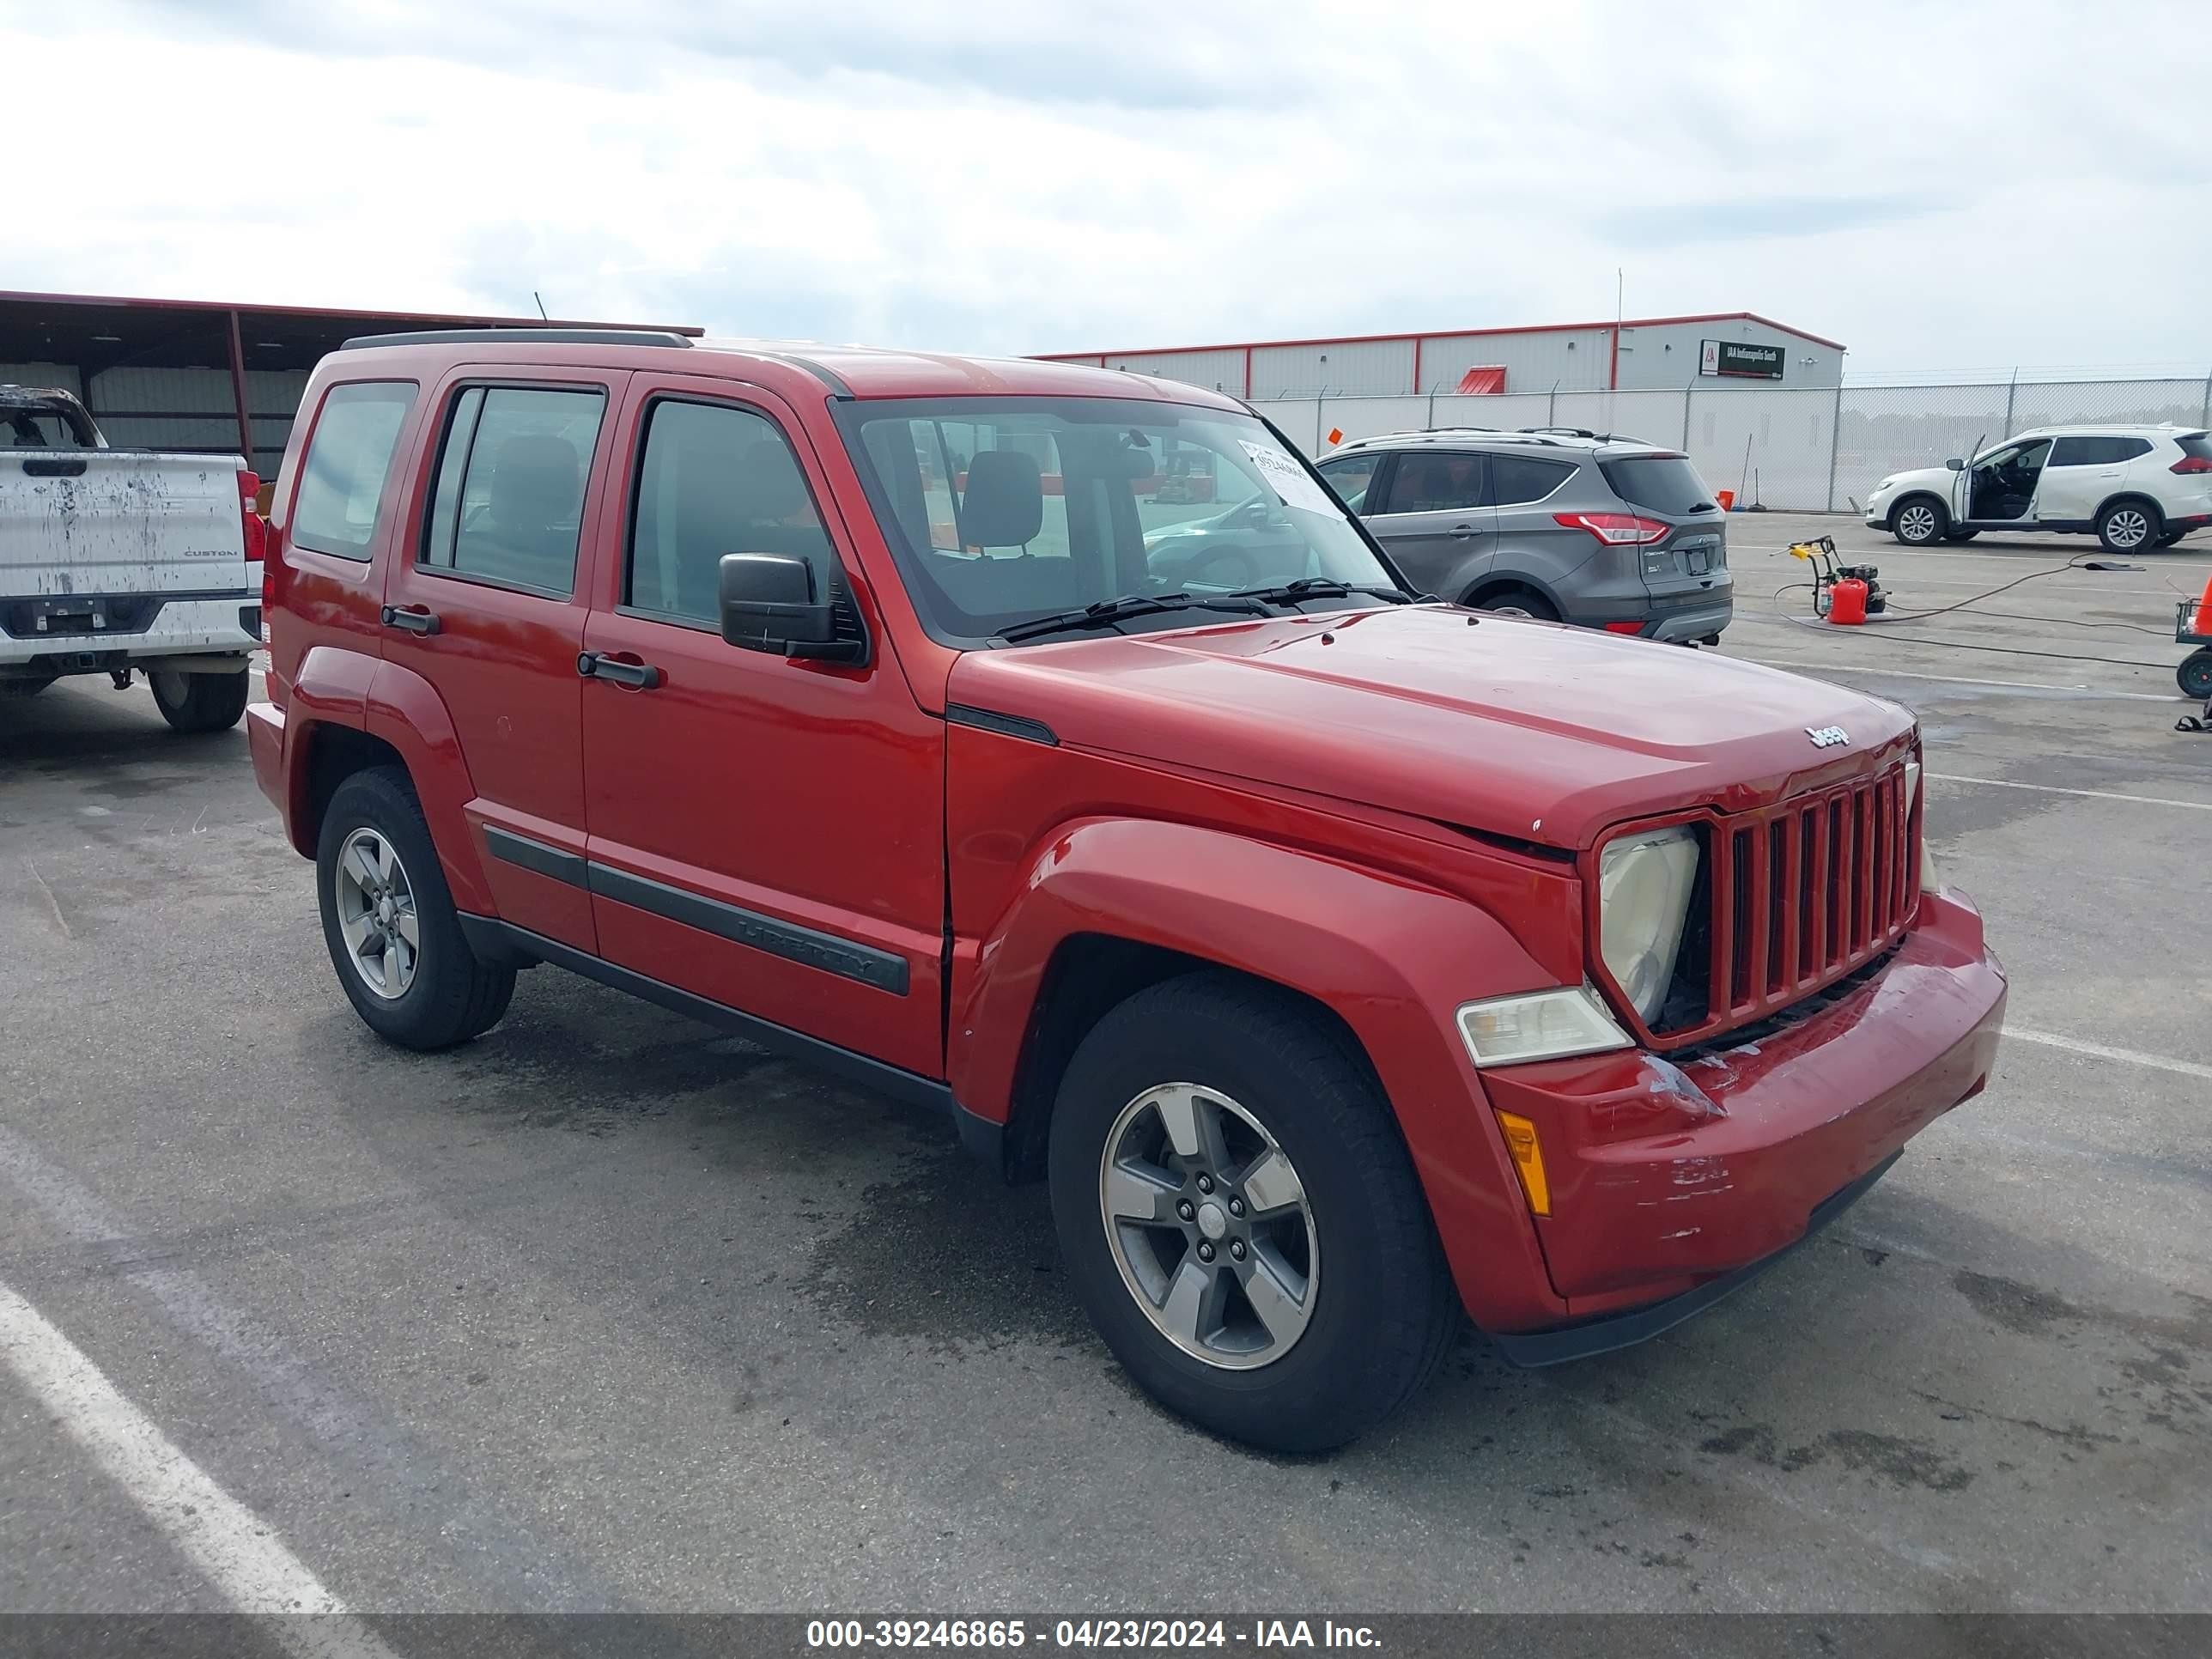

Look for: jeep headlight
[1905,756,1936,891]
[1598,825,1701,1022]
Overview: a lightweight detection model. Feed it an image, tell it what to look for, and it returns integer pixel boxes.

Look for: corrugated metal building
[0,290,700,480]
[1036,312,1845,398]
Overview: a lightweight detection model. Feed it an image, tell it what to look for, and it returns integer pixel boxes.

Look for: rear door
[377,367,625,951]
[1359,450,1494,599]
[2037,434,2147,523]
[577,375,947,1079]
[1485,451,1595,611]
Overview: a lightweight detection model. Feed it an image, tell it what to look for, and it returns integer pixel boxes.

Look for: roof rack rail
[1517,426,1651,445]
[337,328,696,351]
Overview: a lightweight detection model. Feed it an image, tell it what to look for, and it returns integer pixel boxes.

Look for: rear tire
[1470,585,1559,622]
[316,766,515,1050]
[1047,972,1459,1453]
[2155,529,2188,548]
[1892,498,1947,546]
[149,667,249,733]
[2180,650,2212,702]
[2096,500,2160,553]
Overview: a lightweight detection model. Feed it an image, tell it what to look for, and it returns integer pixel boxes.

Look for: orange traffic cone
[2197,572,2212,635]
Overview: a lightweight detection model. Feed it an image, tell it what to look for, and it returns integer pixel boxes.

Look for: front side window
[420,386,605,596]
[1316,452,1382,512]
[836,397,1401,644]
[627,398,837,624]
[292,381,417,560]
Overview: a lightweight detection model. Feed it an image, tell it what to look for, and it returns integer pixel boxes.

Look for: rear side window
[1385,452,1489,512]
[291,382,417,560]
[420,386,605,597]
[627,398,837,624]
[2050,435,2152,465]
[1490,454,1577,506]
[1599,453,1716,514]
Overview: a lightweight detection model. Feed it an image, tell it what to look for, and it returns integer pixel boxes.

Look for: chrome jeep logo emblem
[1805,725,1850,748]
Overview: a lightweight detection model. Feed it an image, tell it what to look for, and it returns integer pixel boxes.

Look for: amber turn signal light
[1494,1110,1551,1218]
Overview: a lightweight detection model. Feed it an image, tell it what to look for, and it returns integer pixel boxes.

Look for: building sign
[1699,339,1785,380]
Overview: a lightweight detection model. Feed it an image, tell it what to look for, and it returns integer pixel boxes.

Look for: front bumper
[1478,889,2004,1343]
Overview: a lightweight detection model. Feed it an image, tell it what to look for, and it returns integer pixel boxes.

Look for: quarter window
[291,381,417,560]
[420,386,605,596]
[627,399,837,624]
[1491,454,1577,507]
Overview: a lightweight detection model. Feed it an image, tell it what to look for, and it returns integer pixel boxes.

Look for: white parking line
[1929,773,2212,812]
[1733,656,2180,699]
[2002,1027,2212,1085]
[0,1275,398,1659]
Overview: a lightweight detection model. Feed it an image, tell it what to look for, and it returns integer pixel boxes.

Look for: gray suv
[1313,428,1733,642]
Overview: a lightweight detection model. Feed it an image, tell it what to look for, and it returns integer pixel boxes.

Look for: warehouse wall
[1415,328,1616,395]
[1097,347,1247,393]
[0,362,82,395]
[1615,318,1843,389]
[1251,337,1413,398]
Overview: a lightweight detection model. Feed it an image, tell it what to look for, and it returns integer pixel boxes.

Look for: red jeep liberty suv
[248,331,2005,1451]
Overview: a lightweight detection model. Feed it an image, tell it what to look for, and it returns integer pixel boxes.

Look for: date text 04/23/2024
[805,1620,1382,1650]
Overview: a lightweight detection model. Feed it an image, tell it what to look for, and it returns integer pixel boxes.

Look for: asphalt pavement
[2,512,2207,1620]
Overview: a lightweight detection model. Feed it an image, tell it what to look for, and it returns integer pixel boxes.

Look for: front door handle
[576,651,661,690]
[380,605,440,635]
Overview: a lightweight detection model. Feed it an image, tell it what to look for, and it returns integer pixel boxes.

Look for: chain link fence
[1255,377,2212,513]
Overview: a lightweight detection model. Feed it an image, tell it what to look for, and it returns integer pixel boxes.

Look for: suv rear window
[2176,434,2212,461]
[1599,453,1717,516]
[292,382,417,560]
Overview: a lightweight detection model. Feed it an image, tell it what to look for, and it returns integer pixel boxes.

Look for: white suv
[1865,424,2212,552]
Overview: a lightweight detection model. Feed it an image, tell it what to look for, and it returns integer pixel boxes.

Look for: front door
[1962,437,2052,524]
[1361,449,1496,600]
[378,368,625,951]
[578,377,947,1079]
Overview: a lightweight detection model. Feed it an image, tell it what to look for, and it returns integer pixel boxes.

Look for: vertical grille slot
[1638,761,1922,1047]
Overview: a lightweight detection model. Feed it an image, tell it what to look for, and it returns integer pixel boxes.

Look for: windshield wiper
[994,592,1272,644]
[1225,578,1417,605]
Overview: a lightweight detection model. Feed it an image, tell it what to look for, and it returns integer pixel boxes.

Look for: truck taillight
[2170,456,2212,474]
[237,471,266,561]
[1554,511,1670,545]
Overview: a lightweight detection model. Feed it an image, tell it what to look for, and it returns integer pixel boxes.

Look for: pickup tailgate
[2,452,247,607]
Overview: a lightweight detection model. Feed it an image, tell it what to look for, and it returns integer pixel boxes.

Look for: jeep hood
[945,605,1915,851]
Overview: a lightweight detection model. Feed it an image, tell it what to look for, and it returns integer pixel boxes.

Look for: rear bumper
[246,698,287,815]
[0,594,258,665]
[1476,889,2003,1339]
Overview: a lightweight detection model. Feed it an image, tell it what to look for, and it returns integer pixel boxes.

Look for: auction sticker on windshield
[1239,440,1337,515]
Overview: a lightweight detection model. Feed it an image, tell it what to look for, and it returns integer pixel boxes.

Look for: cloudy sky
[9,0,2209,378]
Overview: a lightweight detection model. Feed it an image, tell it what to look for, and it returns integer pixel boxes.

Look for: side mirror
[1945,458,1965,471]
[718,553,861,662]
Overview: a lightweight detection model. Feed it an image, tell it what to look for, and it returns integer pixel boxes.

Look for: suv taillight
[2170,456,2212,475]
[1553,511,1670,545]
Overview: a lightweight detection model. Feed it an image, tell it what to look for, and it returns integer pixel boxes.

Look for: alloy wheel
[1097,1082,1319,1370]
[1899,504,1937,543]
[334,826,421,1000]
[2105,508,2150,550]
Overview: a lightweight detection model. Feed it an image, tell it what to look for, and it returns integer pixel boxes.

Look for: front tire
[1892,498,1947,546]
[2096,500,2160,553]
[149,666,249,732]
[1047,973,1458,1452]
[1942,528,1979,543]
[316,766,514,1050]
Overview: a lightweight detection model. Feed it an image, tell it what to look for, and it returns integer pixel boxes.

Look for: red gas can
[1827,576,1869,626]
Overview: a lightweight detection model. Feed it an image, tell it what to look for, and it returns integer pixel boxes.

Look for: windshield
[834,397,1402,643]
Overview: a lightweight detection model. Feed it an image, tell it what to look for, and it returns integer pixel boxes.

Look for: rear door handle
[1449,523,1478,538]
[576,651,661,690]
[380,605,440,635]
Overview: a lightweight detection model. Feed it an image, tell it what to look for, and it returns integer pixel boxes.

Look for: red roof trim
[1039,312,1845,359]
[0,288,702,335]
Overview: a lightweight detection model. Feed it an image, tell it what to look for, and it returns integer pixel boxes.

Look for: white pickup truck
[2,385,262,731]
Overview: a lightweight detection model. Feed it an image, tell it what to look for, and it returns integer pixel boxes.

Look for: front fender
[950,817,1571,1330]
